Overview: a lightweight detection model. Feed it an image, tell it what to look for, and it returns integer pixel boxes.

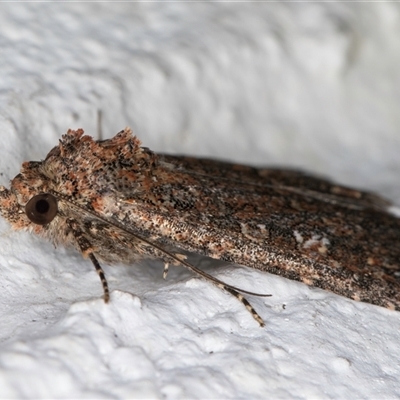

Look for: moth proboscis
[0,128,399,327]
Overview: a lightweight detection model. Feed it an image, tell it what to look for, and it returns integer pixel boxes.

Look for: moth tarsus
[0,128,399,327]
[88,253,110,304]
[163,263,169,279]
[224,287,265,327]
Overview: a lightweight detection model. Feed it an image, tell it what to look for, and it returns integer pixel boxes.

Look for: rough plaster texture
[0,3,399,399]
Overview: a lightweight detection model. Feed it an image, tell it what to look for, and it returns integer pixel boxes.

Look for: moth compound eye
[25,193,58,225]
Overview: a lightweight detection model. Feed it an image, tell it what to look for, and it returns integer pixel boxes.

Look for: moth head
[0,127,151,233]
[0,163,58,231]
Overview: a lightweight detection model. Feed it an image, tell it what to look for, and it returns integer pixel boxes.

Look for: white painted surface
[0,3,399,398]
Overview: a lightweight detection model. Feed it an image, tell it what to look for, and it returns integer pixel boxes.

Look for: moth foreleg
[68,219,110,303]
[88,252,110,303]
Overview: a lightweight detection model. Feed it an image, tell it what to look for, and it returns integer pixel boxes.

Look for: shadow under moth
[0,128,399,326]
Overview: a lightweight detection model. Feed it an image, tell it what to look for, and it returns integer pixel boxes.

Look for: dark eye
[25,193,58,225]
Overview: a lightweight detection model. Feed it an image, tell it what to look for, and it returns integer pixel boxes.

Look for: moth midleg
[222,285,265,327]
[168,253,267,326]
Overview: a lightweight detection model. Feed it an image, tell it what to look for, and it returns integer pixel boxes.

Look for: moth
[0,128,399,326]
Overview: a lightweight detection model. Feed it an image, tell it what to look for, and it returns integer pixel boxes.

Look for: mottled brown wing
[160,154,390,211]
[155,154,400,311]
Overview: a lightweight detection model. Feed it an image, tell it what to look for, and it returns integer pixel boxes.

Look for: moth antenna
[171,253,271,298]
[97,110,103,141]
[56,191,269,325]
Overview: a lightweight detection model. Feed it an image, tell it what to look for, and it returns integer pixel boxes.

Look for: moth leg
[88,253,110,303]
[62,204,268,325]
[68,220,110,303]
[221,285,265,327]
[163,263,169,280]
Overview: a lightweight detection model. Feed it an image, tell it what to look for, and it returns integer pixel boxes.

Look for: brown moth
[0,128,399,326]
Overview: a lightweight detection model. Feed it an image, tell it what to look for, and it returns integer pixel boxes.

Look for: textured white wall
[0,3,399,398]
